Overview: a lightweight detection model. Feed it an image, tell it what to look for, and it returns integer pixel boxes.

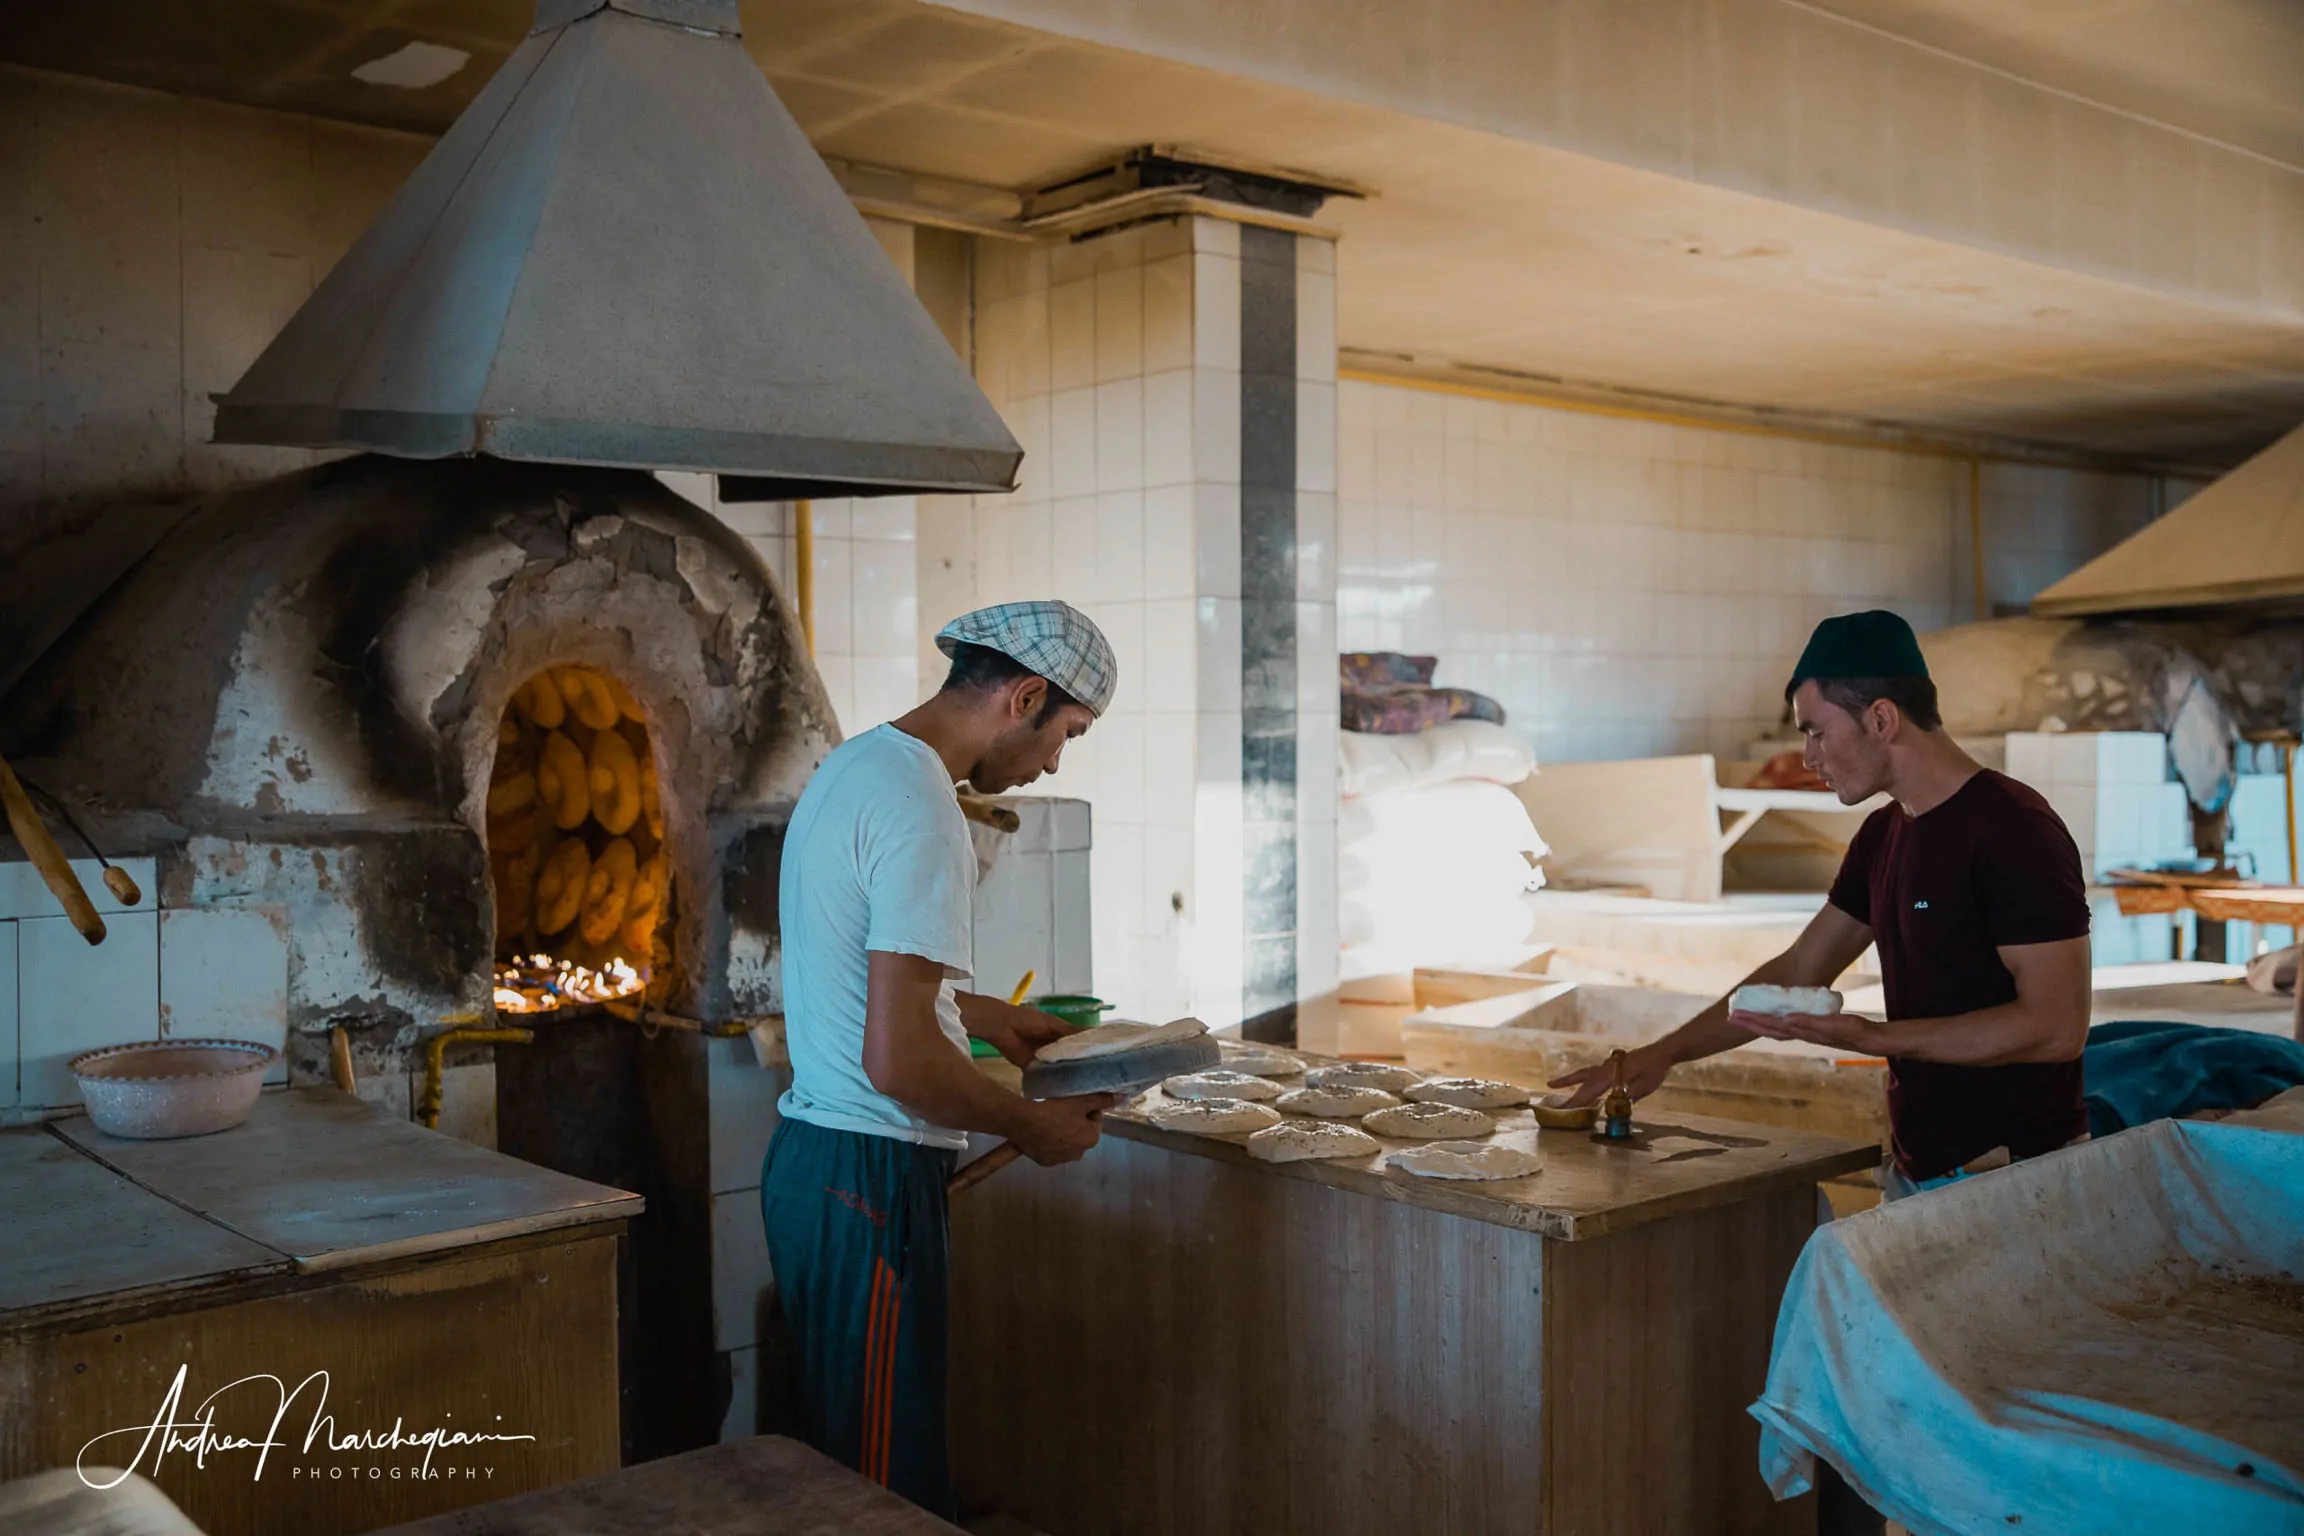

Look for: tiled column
[959,214,1337,1039]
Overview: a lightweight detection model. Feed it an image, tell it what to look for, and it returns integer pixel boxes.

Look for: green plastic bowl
[1032,994,1114,1029]
[968,994,1115,1057]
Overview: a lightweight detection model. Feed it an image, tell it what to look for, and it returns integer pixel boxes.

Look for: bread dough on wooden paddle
[1304,1062,1421,1094]
[1218,1046,1305,1077]
[1364,1102,1496,1140]
[1387,1140,1544,1181]
[1151,1098,1283,1135]
[1033,1017,1207,1065]
[1162,1069,1283,1102]
[1245,1121,1381,1162]
[1730,984,1843,1017]
[1405,1076,1531,1110]
[1275,1084,1401,1118]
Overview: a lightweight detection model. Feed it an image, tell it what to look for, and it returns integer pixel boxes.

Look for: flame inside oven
[487,666,669,1014]
[495,953,647,1014]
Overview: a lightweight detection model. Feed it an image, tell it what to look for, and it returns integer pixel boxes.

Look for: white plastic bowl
[68,1039,276,1139]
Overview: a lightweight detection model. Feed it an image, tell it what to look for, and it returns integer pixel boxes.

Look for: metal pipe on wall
[795,498,815,655]
[1970,458,1987,622]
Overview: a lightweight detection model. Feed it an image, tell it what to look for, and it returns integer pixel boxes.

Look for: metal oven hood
[212,0,1019,498]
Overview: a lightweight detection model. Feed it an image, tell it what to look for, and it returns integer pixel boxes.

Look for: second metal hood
[2033,420,2304,618]
[212,0,1020,497]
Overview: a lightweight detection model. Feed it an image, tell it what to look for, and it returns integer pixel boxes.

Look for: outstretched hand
[1730,1008,1883,1053]
[1547,1043,1672,1108]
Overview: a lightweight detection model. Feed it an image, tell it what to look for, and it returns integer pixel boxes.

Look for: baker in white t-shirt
[760,599,1118,1516]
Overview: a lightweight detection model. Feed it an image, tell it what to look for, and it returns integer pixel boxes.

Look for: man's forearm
[1646,951,1812,1067]
[1867,1002,2084,1066]
[872,1042,1043,1139]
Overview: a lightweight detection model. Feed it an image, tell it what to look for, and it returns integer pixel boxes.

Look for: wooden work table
[952,1047,1877,1535]
[1,1089,639,1536]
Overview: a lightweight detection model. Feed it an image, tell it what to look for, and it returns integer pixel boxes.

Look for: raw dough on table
[1275,1084,1401,1118]
[1032,1017,1207,1064]
[1729,984,1842,1017]
[1245,1121,1382,1163]
[1363,1102,1497,1140]
[1218,1047,1305,1077]
[1150,1098,1283,1135]
[1304,1062,1421,1094]
[1162,1069,1283,1102]
[1387,1140,1544,1181]
[1405,1076,1531,1110]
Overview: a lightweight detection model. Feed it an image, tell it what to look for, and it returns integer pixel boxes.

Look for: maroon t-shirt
[1827,770,2091,1179]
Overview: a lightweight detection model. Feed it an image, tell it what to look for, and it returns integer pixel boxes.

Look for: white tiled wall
[2002,730,2191,965]
[962,220,1224,1025]
[1336,379,2201,768]
[2003,731,2190,881]
[2222,770,2303,957]
[696,489,925,734]
[952,217,1340,1027]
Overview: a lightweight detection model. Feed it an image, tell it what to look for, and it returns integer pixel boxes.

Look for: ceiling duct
[211,0,1019,499]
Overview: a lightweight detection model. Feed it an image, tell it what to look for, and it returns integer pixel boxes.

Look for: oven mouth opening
[486,665,669,1015]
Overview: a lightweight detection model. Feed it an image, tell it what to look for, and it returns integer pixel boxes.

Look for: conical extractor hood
[2033,420,2304,617]
[212,0,1020,497]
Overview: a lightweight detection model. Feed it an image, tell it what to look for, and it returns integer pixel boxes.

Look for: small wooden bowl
[1530,1095,1598,1131]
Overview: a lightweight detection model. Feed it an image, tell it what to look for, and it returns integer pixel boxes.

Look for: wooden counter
[2,1089,639,1536]
[951,1050,1876,1535]
[370,1436,962,1534]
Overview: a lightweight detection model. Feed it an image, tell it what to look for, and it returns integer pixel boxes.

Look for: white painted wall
[1335,378,2199,767]
[0,66,428,538]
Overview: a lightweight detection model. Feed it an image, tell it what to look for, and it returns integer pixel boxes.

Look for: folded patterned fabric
[1340,683,1507,734]
[1339,651,1437,688]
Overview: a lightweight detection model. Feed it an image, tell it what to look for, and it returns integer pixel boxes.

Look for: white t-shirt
[777,724,975,1149]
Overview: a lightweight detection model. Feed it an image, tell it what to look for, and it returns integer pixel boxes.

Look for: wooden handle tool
[0,751,104,944]
[958,794,1021,833]
[948,1141,1024,1196]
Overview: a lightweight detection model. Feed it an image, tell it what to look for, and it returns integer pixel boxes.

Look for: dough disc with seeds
[1161,1069,1283,1102]
[1304,1061,1421,1094]
[1364,1102,1497,1140]
[1275,1084,1401,1118]
[1405,1077,1532,1110]
[1149,1098,1283,1135]
[1218,1047,1305,1078]
[1245,1121,1382,1163]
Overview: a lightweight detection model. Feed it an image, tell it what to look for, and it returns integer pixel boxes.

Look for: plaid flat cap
[937,600,1117,716]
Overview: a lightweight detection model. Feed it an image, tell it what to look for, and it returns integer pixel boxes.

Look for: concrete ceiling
[5,0,2302,468]
[1801,0,2304,171]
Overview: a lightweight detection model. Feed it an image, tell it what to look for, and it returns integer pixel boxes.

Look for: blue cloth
[1754,1120,2304,1536]
[2082,1019,2304,1138]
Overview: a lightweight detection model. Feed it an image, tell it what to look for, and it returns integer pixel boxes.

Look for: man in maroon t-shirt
[1553,610,2094,1197]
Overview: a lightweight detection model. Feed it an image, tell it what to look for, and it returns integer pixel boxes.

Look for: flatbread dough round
[1245,1121,1382,1163]
[1150,1098,1283,1135]
[1304,1062,1421,1094]
[1031,1017,1207,1065]
[1162,1069,1283,1102]
[1363,1102,1497,1140]
[1387,1140,1544,1181]
[1730,984,1842,1017]
[1405,1076,1532,1110]
[1275,1084,1401,1118]
[1218,1047,1305,1077]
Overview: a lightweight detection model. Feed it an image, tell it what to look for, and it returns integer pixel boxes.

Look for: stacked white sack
[1337,722,1546,980]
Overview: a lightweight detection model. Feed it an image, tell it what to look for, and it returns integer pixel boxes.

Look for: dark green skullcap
[1787,610,1929,695]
